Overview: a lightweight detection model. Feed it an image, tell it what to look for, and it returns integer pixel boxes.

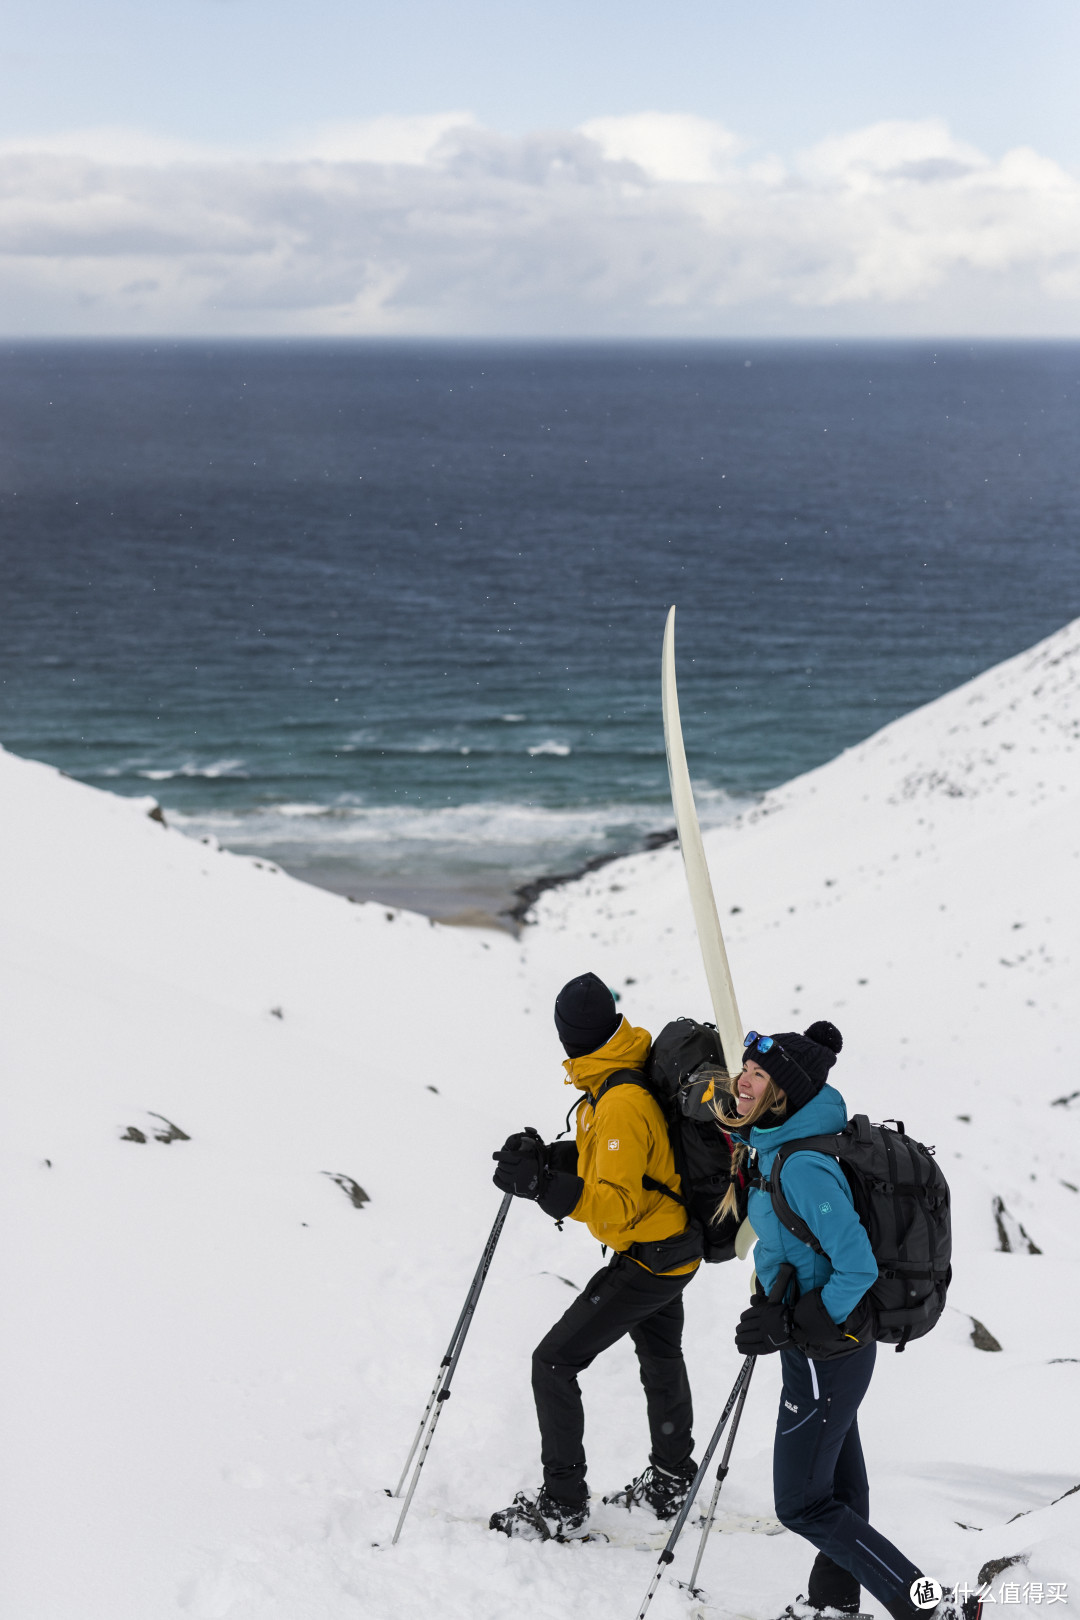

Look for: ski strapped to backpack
[586,1017,749,1269]
[761,1114,952,1350]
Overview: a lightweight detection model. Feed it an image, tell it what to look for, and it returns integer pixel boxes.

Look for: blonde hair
[710,1072,788,1224]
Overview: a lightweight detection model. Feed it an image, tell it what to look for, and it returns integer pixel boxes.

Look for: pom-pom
[804,1019,843,1054]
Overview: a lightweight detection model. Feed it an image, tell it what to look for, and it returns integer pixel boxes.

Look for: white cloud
[798,117,989,189]
[578,112,742,184]
[0,117,1078,336]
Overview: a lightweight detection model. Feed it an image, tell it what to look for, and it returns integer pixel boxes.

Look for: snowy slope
[2,618,1079,1620]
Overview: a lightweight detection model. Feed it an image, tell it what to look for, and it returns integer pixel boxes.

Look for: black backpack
[763,1114,952,1350]
[593,1017,748,1264]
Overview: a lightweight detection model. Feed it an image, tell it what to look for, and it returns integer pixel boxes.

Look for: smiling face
[736,1056,779,1116]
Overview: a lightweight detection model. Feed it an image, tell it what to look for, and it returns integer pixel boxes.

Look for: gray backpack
[764,1114,952,1351]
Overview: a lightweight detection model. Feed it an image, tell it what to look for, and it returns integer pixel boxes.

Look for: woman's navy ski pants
[774,1343,922,1610]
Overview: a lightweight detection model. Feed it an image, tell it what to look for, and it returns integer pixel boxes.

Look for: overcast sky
[3,0,1079,337]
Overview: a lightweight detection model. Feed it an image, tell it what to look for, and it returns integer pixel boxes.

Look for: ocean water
[2,341,1079,918]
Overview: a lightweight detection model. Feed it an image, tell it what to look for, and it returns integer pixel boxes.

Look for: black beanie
[554,972,621,1058]
[744,1020,843,1117]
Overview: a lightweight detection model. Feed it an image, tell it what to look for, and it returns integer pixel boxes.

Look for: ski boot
[885,1580,983,1620]
[774,1596,871,1620]
[603,1460,698,1520]
[489,1486,590,1542]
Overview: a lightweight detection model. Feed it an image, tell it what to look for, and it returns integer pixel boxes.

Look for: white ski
[417,1507,783,1549]
[661,604,744,1077]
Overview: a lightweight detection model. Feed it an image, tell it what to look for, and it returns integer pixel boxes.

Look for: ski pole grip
[767,1263,796,1304]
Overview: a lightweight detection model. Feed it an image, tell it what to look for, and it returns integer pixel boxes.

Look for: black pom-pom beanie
[745,1020,843,1116]
[554,972,621,1058]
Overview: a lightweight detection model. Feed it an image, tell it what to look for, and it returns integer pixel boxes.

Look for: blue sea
[2,341,1079,918]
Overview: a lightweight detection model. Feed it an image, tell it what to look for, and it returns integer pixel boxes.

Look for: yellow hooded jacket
[562,1018,699,1276]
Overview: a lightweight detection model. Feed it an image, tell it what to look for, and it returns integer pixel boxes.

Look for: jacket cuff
[538,1172,583,1220]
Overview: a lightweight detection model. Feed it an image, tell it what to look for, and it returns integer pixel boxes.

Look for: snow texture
[2,617,1079,1619]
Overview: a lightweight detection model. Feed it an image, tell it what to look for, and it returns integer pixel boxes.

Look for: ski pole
[390,1193,511,1497]
[681,1358,755,1599]
[633,1356,753,1620]
[390,1191,513,1544]
[632,1264,796,1620]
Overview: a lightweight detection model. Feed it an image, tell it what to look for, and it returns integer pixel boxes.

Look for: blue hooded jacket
[747,1084,878,1324]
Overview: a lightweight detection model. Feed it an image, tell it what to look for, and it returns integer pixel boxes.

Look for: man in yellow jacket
[489,972,701,1543]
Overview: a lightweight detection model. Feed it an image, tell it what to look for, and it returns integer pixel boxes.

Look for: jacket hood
[563,1017,652,1092]
[749,1083,847,1161]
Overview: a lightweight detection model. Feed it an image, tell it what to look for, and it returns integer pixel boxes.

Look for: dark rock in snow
[121,1115,189,1144]
[146,803,167,826]
[978,1554,1028,1583]
[992,1195,1042,1254]
[970,1316,1003,1352]
[148,1113,190,1144]
[323,1172,370,1209]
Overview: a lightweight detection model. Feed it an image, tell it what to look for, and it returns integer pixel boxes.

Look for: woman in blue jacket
[717,1021,970,1620]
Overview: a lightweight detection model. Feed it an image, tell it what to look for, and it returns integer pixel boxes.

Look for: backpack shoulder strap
[590,1070,687,1210]
[590,1067,655,1107]
[558,1068,654,1138]
[765,1132,848,1258]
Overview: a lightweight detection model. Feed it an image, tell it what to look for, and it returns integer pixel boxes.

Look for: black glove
[734,1288,793,1355]
[492,1129,549,1199]
[537,1139,582,1215]
[547,1139,579,1176]
[537,1170,584,1220]
[792,1289,869,1358]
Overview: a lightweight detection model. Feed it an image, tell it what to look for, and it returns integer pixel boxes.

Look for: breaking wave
[164,787,751,912]
[136,759,249,781]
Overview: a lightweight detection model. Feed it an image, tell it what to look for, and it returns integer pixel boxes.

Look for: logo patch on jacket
[818,1202,832,1214]
[784,1399,798,1413]
[607,1139,620,1151]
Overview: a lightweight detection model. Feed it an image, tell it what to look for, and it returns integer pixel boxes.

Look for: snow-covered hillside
[2,619,1078,1620]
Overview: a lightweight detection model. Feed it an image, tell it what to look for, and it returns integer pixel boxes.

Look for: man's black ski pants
[773,1343,922,1610]
[531,1251,695,1507]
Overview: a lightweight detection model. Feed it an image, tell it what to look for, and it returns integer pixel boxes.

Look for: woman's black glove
[734,1287,793,1355]
[492,1129,549,1198]
[792,1289,869,1357]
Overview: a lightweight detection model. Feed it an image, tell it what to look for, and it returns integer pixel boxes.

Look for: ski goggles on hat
[744,1030,783,1056]
[743,1031,814,1088]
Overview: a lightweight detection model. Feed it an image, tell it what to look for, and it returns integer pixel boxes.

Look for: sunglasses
[743,1030,815,1089]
